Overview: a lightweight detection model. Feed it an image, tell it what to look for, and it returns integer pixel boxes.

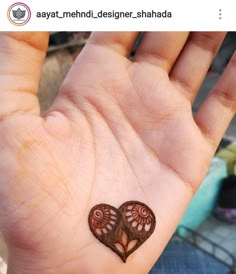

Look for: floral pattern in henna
[88,201,156,262]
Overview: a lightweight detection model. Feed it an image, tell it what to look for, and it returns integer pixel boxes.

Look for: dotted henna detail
[89,204,118,236]
[88,201,156,262]
[124,202,154,232]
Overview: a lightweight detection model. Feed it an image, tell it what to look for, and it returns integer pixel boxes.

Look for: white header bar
[0,0,234,31]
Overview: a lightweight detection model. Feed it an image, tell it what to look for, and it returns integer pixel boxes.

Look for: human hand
[0,32,235,274]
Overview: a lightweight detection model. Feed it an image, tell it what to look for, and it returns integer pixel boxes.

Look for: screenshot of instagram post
[0,0,235,274]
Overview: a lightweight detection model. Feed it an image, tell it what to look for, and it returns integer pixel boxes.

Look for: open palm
[0,32,236,274]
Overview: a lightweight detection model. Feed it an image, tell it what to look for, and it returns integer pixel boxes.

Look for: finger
[133,32,189,72]
[0,32,49,118]
[195,51,236,148]
[87,32,139,57]
[170,32,226,102]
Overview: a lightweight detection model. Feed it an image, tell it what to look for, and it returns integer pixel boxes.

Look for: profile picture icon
[7,2,31,26]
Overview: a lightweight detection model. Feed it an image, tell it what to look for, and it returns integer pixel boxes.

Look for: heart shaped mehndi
[88,201,156,262]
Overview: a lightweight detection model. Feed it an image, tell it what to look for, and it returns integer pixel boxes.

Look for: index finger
[195,51,236,148]
[0,32,49,118]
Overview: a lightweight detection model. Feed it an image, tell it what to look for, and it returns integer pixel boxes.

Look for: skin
[0,32,236,274]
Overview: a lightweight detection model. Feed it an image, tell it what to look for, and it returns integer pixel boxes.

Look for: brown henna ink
[88,201,156,262]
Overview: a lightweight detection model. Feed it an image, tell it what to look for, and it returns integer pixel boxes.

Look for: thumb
[0,32,49,118]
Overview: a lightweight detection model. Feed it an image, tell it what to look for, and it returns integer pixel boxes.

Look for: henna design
[88,201,156,262]
[89,204,118,236]
[124,203,154,231]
